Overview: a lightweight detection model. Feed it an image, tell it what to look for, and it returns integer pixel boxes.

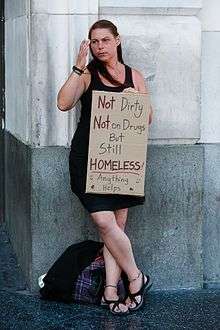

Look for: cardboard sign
[86,91,150,196]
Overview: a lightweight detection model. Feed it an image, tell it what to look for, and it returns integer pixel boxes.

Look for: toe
[125,296,131,307]
[119,303,129,313]
[111,302,128,314]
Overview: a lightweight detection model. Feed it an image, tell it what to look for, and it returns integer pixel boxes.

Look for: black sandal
[101,296,130,315]
[128,271,153,311]
[101,285,129,316]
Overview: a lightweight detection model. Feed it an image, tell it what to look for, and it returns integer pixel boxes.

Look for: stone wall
[198,0,220,288]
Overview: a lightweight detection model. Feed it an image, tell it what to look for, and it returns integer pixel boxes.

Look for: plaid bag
[38,251,128,305]
[73,256,105,304]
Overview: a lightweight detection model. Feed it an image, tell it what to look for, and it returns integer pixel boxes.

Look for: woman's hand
[123,87,153,125]
[75,39,90,70]
[57,40,90,111]
[123,87,138,93]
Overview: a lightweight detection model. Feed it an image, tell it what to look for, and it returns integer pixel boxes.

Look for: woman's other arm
[57,72,87,111]
[132,69,153,125]
[57,40,90,111]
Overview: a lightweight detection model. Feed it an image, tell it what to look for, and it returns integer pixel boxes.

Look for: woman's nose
[98,41,103,49]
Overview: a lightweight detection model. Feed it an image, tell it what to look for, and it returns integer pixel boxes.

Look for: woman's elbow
[148,106,153,125]
[57,102,70,111]
[57,98,74,111]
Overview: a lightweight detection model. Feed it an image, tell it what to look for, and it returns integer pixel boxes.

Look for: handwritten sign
[86,91,150,196]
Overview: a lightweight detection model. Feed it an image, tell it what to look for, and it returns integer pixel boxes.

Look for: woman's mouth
[98,52,108,56]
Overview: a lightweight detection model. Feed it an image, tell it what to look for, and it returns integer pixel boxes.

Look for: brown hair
[87,20,124,86]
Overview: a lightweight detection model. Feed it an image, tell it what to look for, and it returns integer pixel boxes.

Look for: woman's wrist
[72,65,85,75]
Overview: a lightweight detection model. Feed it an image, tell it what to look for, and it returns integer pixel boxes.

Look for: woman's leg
[90,210,148,309]
[114,209,150,309]
[103,209,128,310]
[104,208,128,287]
[90,210,139,284]
[114,208,128,230]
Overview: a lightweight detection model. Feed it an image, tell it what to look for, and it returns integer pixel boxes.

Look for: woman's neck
[105,59,121,71]
[106,62,124,78]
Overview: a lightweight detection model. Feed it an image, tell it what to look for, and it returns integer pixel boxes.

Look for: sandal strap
[129,270,141,283]
[109,300,128,314]
[103,296,121,313]
[129,273,149,298]
[105,284,117,289]
[112,301,121,312]
[129,296,139,306]
[102,296,128,314]
[102,296,120,305]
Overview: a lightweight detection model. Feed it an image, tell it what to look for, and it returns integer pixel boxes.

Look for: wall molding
[99,0,202,16]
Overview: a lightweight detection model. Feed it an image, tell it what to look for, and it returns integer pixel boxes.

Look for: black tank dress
[69,65,145,213]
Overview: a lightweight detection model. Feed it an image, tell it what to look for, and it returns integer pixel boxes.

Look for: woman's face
[90,28,120,62]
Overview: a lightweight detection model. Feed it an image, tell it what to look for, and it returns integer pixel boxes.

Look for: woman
[57,19,153,315]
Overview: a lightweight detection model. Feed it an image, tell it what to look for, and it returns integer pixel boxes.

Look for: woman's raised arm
[57,39,90,111]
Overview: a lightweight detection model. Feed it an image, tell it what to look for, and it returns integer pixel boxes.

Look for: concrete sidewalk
[0,223,219,330]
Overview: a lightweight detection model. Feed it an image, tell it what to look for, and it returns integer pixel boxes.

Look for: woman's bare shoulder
[132,68,144,82]
[131,68,147,93]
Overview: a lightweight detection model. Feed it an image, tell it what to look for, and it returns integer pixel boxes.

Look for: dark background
[0,0,5,223]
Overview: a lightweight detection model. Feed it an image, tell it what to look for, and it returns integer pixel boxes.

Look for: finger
[83,39,90,45]
[79,47,89,57]
[123,87,138,93]
[80,42,90,52]
[81,39,90,46]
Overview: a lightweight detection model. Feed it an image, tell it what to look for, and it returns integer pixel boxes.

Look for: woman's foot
[101,285,129,315]
[126,271,153,311]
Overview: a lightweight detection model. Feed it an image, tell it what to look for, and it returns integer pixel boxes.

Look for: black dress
[69,65,145,213]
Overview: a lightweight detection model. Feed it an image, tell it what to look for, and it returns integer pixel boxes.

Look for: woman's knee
[115,208,128,230]
[90,211,116,235]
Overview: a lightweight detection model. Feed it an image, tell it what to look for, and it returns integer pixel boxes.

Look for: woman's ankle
[128,269,141,282]
[104,286,118,299]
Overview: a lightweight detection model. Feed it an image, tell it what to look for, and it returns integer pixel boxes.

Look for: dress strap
[89,65,134,90]
[124,65,134,88]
